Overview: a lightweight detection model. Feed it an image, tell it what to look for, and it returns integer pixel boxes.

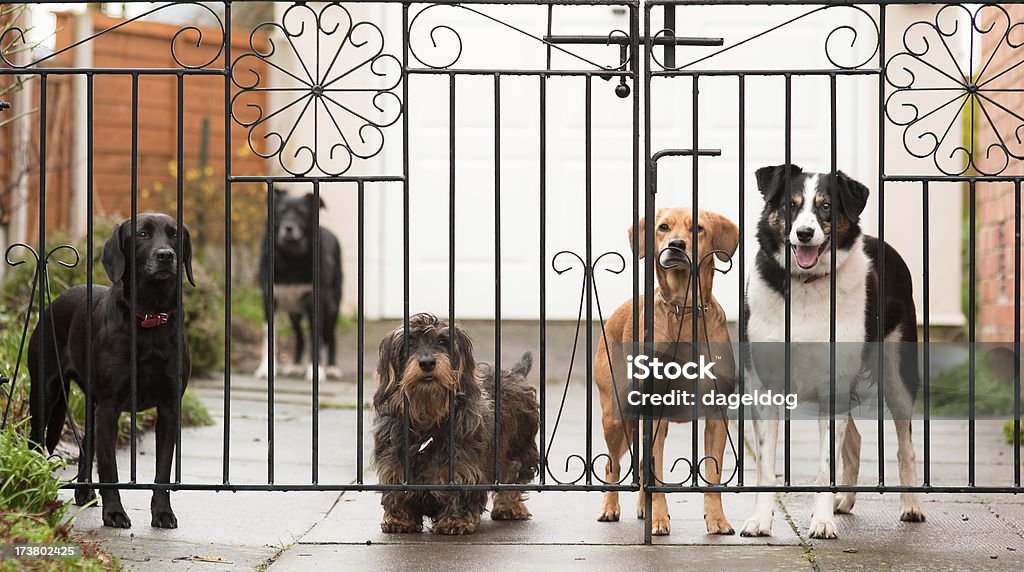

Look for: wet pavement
[63,331,1024,570]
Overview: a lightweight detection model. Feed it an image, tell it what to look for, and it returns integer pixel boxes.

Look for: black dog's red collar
[136,312,171,329]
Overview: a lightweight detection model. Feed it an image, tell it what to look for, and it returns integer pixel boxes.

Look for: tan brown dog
[594,207,739,536]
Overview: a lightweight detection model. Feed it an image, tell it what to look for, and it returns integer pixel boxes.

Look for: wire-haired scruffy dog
[372,313,540,535]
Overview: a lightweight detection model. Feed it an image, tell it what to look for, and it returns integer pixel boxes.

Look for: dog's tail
[510,351,533,378]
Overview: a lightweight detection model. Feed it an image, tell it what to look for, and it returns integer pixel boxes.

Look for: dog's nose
[418,355,436,373]
[667,239,687,251]
[795,227,815,243]
[155,249,175,263]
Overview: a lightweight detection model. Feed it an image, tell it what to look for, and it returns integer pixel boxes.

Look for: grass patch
[0,426,118,571]
[1005,420,1022,446]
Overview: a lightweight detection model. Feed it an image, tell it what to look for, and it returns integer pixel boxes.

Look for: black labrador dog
[254,189,343,381]
[28,212,194,529]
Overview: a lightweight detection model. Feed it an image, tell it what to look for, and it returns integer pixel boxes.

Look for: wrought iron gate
[0,0,1021,544]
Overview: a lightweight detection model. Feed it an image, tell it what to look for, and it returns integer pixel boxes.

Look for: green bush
[0,425,66,526]
[64,385,213,445]
[1005,420,1020,445]
[926,357,1014,417]
[0,426,116,571]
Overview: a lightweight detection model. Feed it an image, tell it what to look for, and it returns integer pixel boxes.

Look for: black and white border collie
[740,164,925,539]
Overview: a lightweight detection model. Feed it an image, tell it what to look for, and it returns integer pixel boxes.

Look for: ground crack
[777,493,820,571]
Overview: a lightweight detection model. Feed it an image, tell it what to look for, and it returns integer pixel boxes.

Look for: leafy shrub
[926,356,1014,417]
[0,426,65,526]
[64,385,213,445]
[0,426,116,571]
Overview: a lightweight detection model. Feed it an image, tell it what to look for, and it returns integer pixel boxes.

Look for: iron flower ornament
[885,4,1024,176]
[231,3,402,177]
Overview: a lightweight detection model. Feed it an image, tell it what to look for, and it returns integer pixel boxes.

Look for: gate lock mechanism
[542,33,722,99]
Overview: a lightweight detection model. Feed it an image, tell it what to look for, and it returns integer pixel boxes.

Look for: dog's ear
[373,328,402,415]
[182,224,196,287]
[452,323,476,380]
[628,217,645,259]
[627,209,666,259]
[835,170,869,222]
[755,164,802,206]
[101,221,128,285]
[707,211,739,263]
[306,192,326,210]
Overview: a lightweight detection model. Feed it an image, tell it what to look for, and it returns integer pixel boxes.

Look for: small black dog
[372,313,540,535]
[255,189,342,381]
[28,213,194,529]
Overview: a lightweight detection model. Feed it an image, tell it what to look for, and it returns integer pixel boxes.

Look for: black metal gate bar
[223,2,233,487]
[1017,178,1022,484]
[922,179,931,487]
[876,1,887,491]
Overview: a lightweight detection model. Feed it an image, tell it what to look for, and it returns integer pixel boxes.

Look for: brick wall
[976,5,1024,343]
[8,11,268,238]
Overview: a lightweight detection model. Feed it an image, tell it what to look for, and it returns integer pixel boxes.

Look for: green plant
[0,426,117,571]
[64,385,213,445]
[925,356,1014,417]
[0,425,66,526]
[1005,420,1019,445]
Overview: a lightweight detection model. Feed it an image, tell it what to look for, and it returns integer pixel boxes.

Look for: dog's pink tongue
[793,245,820,269]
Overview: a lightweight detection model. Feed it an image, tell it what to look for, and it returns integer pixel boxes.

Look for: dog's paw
[704,514,735,535]
[808,518,838,539]
[491,503,531,521]
[651,514,671,536]
[431,517,478,535]
[254,364,270,380]
[151,509,178,529]
[74,488,96,507]
[739,513,774,537]
[834,492,856,514]
[102,508,131,529]
[282,363,305,377]
[306,365,327,382]
[899,503,926,523]
[380,519,423,534]
[597,504,620,522]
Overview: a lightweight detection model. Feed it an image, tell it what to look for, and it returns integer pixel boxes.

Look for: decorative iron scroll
[0,2,225,70]
[407,3,631,72]
[0,243,80,430]
[231,3,402,177]
[885,4,1024,176]
[547,244,741,488]
[657,4,879,72]
[546,249,634,485]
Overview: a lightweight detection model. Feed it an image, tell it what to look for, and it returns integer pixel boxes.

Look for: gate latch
[543,34,722,98]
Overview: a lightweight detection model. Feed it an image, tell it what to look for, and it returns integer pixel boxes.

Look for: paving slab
[272,544,813,572]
